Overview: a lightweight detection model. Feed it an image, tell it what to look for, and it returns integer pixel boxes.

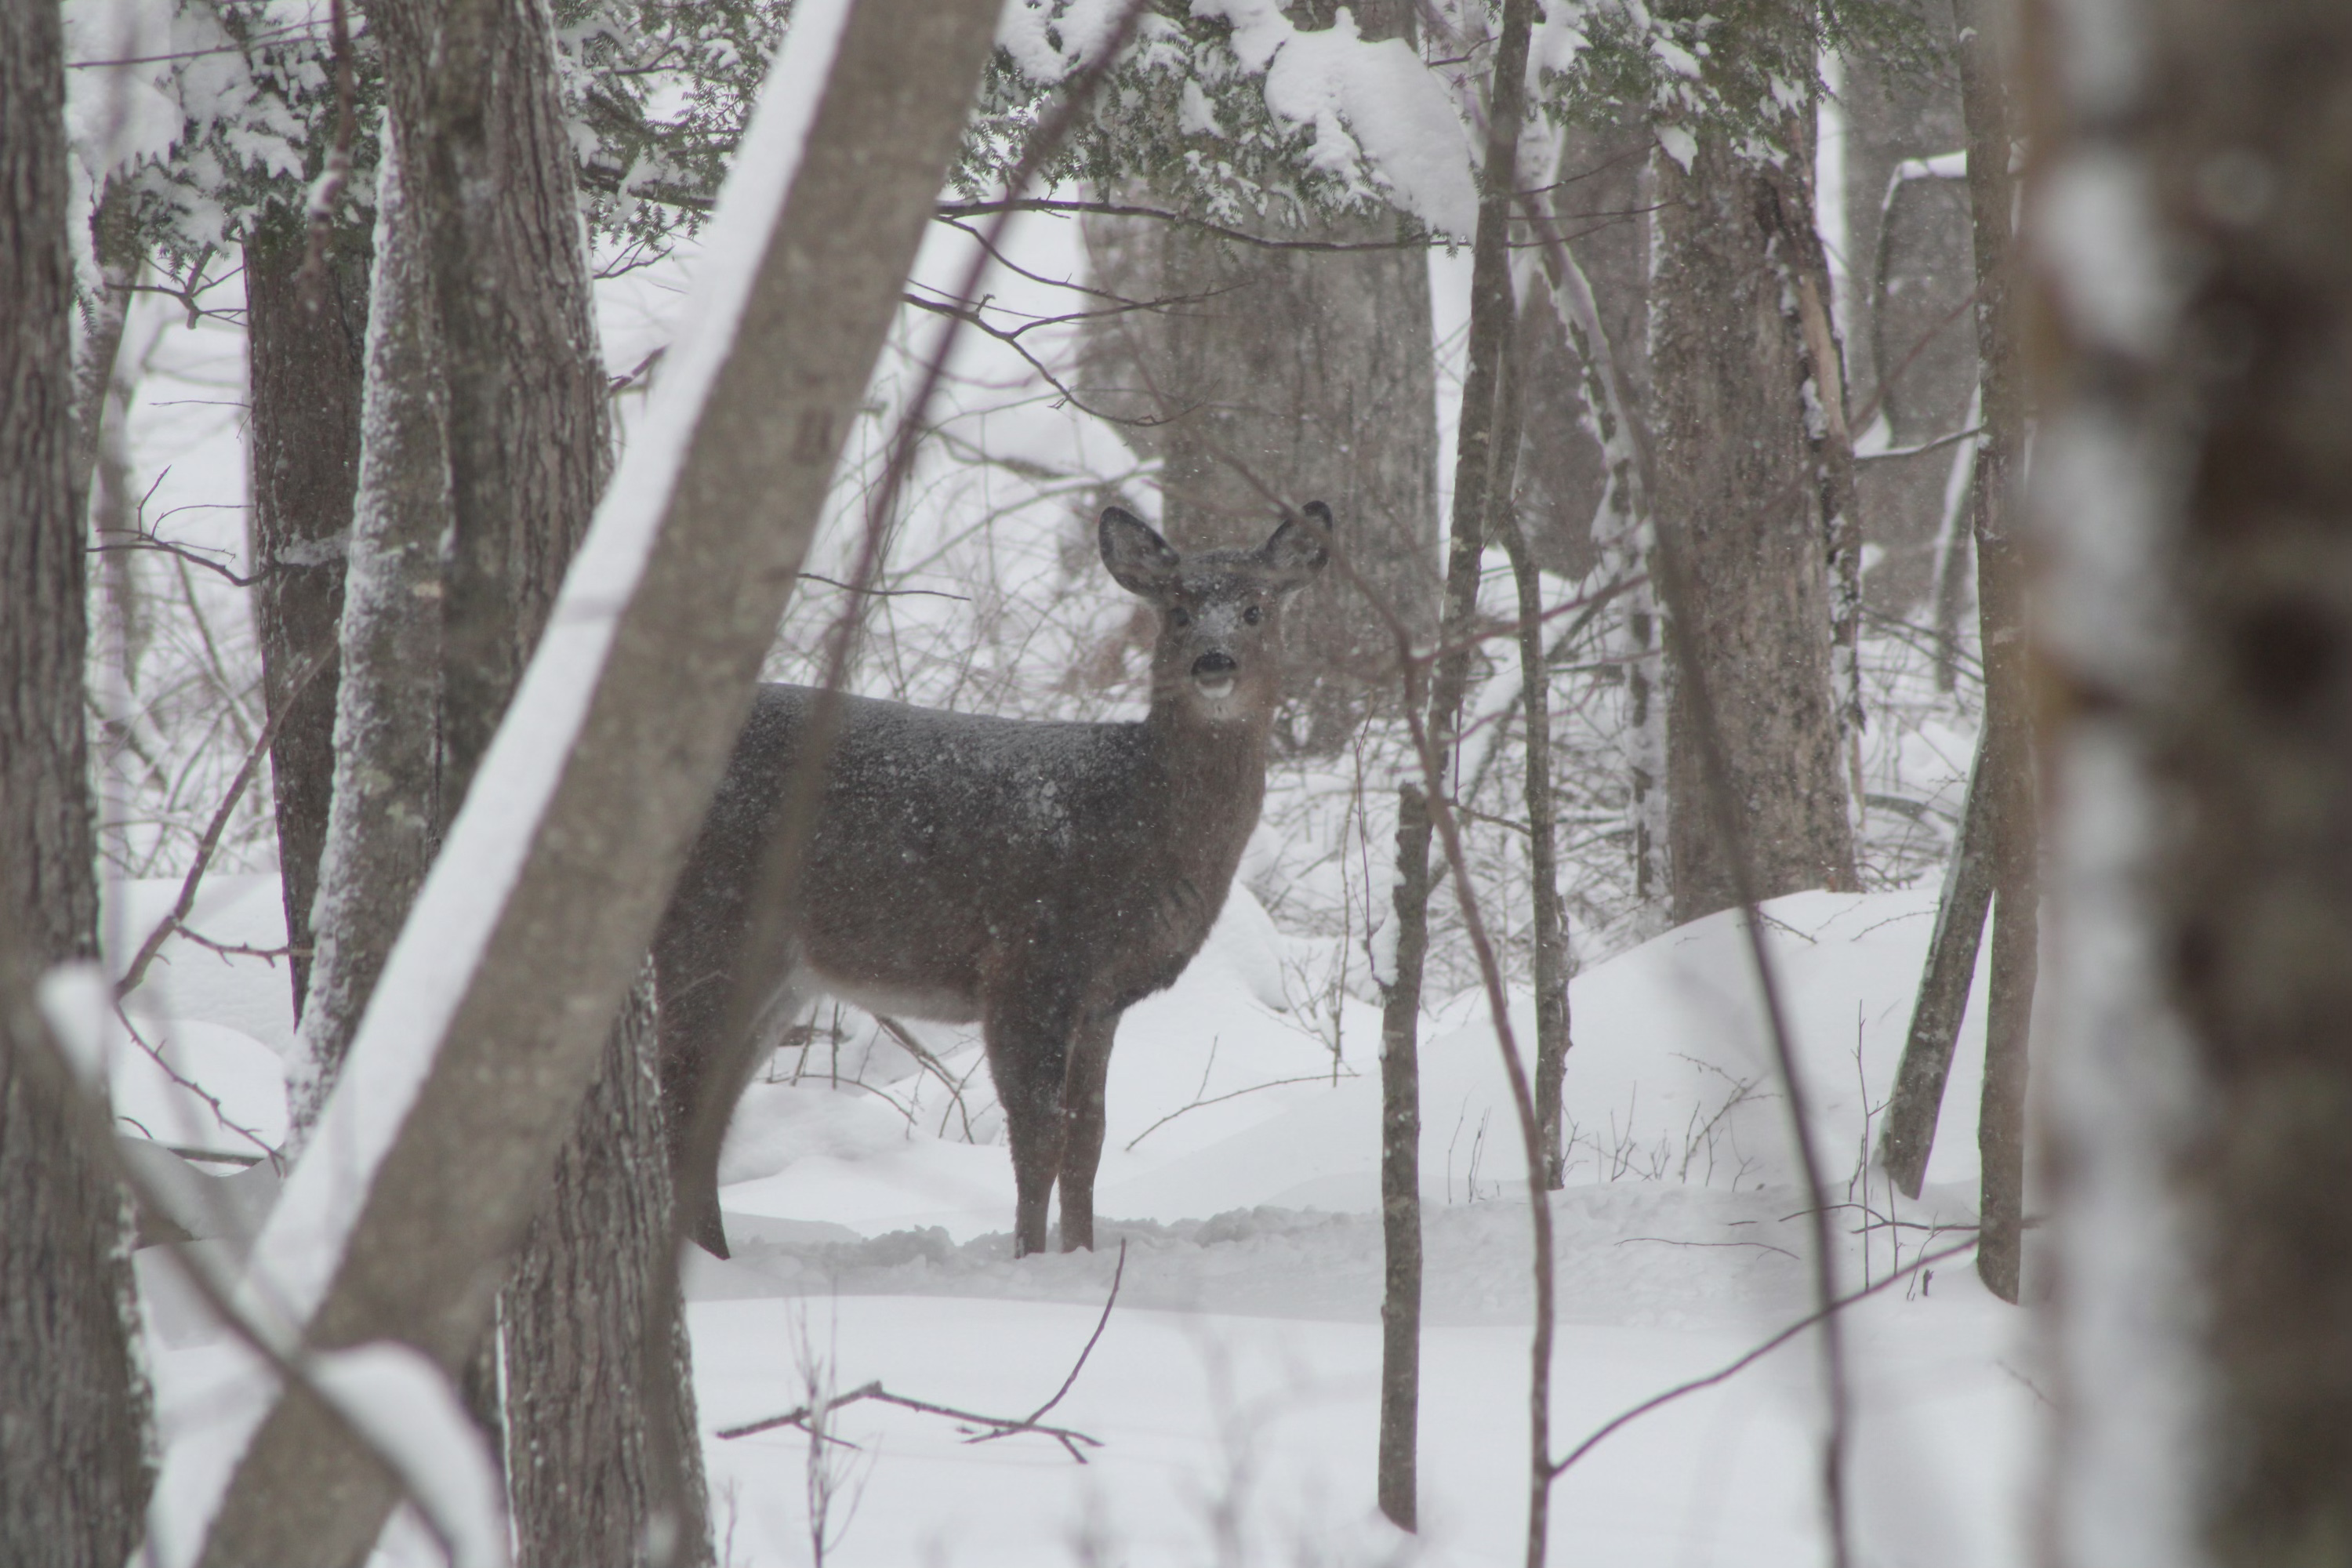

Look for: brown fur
[655,504,1331,1257]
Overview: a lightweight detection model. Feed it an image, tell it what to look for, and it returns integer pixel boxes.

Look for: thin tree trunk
[1493,344,1572,1188]
[506,978,711,1568]
[245,222,369,1018]
[0,5,154,1559]
[191,5,1004,1560]
[287,124,446,1149]
[72,178,140,499]
[1376,0,1536,1529]
[1651,105,1859,924]
[1877,723,1994,1196]
[1953,0,2033,1304]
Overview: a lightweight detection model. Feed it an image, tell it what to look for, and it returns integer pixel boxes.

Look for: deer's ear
[1260,501,1332,588]
[1100,506,1182,601]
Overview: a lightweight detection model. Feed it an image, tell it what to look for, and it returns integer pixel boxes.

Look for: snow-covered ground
[114,872,2036,1566]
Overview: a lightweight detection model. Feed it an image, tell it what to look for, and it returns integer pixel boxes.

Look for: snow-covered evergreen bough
[657,503,1331,1257]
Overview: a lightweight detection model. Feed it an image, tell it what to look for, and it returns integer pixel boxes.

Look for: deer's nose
[1192,652,1237,679]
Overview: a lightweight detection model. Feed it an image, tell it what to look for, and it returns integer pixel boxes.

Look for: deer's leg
[985,990,1076,1258]
[1056,1013,1118,1252]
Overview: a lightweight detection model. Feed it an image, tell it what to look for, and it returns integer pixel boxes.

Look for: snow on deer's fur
[656,503,1332,1258]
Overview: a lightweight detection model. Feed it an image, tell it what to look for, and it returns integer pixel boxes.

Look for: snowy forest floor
[117,873,2037,1567]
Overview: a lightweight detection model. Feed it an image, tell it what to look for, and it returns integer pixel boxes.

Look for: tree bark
[1374,0,1535,1529]
[287,124,446,1148]
[0,5,154,1559]
[1952,0,2034,1305]
[1493,337,1572,1189]
[506,978,711,1568]
[2031,0,2352,1557]
[193,4,1003,1560]
[372,0,612,818]
[1082,0,1439,751]
[245,219,370,1018]
[1877,724,1994,1196]
[1651,118,1859,924]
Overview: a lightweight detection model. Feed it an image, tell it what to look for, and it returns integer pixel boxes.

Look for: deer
[653,502,1332,1258]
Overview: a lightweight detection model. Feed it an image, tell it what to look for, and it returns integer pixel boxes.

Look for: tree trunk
[287,124,446,1148]
[1374,0,1536,1529]
[1952,0,2034,1305]
[0,5,154,1559]
[2031,0,2352,1557]
[1877,724,1994,1196]
[191,4,1004,1559]
[1493,337,1572,1189]
[1651,122,1859,924]
[1082,0,1439,751]
[245,220,369,1018]
[506,978,711,1568]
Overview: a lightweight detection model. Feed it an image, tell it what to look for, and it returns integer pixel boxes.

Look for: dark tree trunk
[1375,0,1536,1529]
[1878,727,1995,1196]
[1651,124,1859,924]
[1083,0,1439,750]
[245,220,369,1018]
[0,4,154,1559]
[288,124,446,1146]
[1494,336,1572,1188]
[1951,0,2034,1305]
[507,981,711,1568]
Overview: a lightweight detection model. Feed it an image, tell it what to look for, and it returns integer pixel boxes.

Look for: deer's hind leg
[985,985,1081,1258]
[1056,1012,1118,1252]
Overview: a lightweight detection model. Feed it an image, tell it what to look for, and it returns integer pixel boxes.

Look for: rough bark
[193,3,1003,1560]
[1952,0,2034,1304]
[1651,124,1859,924]
[506,980,711,1568]
[1082,0,1439,751]
[372,0,612,818]
[245,219,370,1018]
[1374,0,1536,1529]
[72,178,141,502]
[288,125,446,1148]
[0,5,154,1559]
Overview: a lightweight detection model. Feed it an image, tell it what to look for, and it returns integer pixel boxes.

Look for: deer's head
[1100,503,1331,725]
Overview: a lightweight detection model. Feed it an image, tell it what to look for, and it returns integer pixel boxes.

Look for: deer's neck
[1141,698,1272,875]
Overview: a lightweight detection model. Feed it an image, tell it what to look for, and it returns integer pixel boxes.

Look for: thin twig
[114,651,329,1000]
[1551,1237,1980,1477]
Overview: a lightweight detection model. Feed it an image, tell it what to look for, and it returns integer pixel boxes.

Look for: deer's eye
[1243,604,1263,626]
[1171,607,1192,628]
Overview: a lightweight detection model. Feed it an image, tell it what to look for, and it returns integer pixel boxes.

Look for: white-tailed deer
[655,503,1330,1258]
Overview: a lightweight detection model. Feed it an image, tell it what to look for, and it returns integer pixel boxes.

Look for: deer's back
[670,684,1257,1025]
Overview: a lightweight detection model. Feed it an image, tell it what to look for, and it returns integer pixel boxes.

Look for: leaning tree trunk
[1083,0,1439,751]
[1650,122,1859,924]
[188,5,1004,1559]
[0,5,154,1561]
[245,216,370,1018]
[2034,0,2352,1559]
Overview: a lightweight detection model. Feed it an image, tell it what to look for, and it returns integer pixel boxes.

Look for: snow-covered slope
[119,874,2031,1566]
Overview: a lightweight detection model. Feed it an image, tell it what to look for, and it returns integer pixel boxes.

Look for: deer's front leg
[1056,1013,1118,1252]
[985,989,1076,1258]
